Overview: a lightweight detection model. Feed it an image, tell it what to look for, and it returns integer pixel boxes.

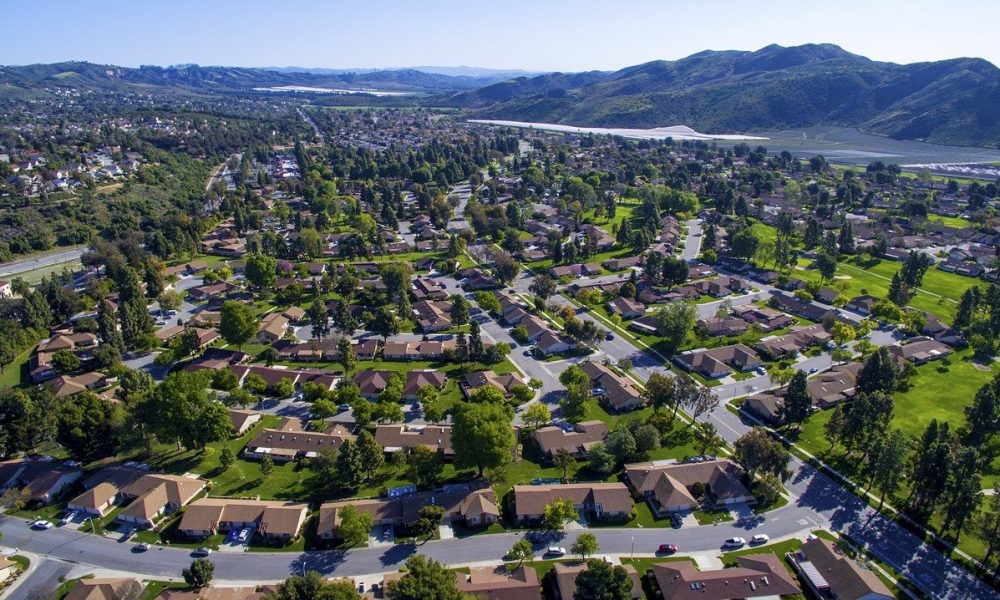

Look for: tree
[522,403,551,430]
[357,430,384,478]
[661,257,689,288]
[559,365,591,423]
[269,571,361,600]
[733,428,789,481]
[116,267,154,349]
[157,289,183,313]
[753,473,784,508]
[415,505,446,538]
[338,504,374,547]
[244,372,267,395]
[259,453,274,479]
[840,392,894,459]
[51,349,81,373]
[338,337,356,373]
[975,492,1000,570]
[387,554,465,600]
[587,443,617,474]
[469,320,485,361]
[830,322,856,346]
[693,422,724,456]
[245,253,278,291]
[507,539,534,566]
[220,301,258,350]
[183,558,215,588]
[814,251,838,283]
[643,372,675,414]
[906,420,955,519]
[98,299,125,354]
[824,406,846,450]
[962,372,1000,457]
[552,447,576,479]
[572,532,599,560]
[493,251,520,284]
[308,299,330,340]
[780,371,812,428]
[336,439,364,490]
[543,498,579,529]
[57,392,124,462]
[654,301,696,354]
[856,347,897,395]
[370,306,400,340]
[606,427,637,465]
[866,429,909,510]
[406,445,445,488]
[887,272,908,306]
[730,227,760,262]
[529,275,557,300]
[574,559,633,600]
[275,377,295,398]
[219,447,236,471]
[452,402,514,476]
[449,295,470,326]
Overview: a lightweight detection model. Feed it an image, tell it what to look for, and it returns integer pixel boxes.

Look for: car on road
[237,528,252,542]
[755,366,767,375]
[59,511,77,526]
[808,367,818,374]
[657,543,678,554]
[751,534,770,545]
[545,546,567,557]
[31,520,53,530]
[605,332,614,341]
[523,349,532,356]
[337,404,351,412]
[192,547,213,557]
[723,537,746,548]
[133,542,151,552]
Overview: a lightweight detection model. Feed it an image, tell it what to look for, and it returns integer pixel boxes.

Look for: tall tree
[97,299,125,354]
[780,371,812,428]
[357,430,385,479]
[387,555,465,600]
[733,428,790,481]
[856,347,897,395]
[452,401,515,476]
[116,267,153,349]
[338,337,356,373]
[906,420,955,519]
[572,532,599,559]
[574,560,633,600]
[268,571,361,600]
[559,364,591,423]
[336,438,364,491]
[220,301,258,350]
[245,253,278,292]
[308,299,330,340]
[866,429,909,509]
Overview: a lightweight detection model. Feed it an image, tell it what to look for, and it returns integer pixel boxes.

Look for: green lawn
[692,508,735,525]
[928,215,973,229]
[0,347,32,388]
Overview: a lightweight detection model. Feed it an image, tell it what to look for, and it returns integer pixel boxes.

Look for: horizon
[1,0,997,71]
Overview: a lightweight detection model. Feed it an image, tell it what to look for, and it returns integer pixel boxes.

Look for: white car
[31,520,53,530]
[723,537,746,548]
[546,546,567,557]
[59,511,77,526]
[751,534,770,545]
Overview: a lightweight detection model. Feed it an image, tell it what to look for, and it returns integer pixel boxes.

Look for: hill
[451,44,1000,147]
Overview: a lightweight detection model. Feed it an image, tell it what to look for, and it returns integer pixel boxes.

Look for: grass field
[0,347,32,387]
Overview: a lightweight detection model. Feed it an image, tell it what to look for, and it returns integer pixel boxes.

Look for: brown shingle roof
[513,483,633,517]
[651,554,800,600]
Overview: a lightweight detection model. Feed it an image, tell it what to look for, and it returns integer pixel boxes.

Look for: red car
[657,544,678,554]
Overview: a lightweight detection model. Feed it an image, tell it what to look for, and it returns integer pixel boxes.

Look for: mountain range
[2,44,998,147]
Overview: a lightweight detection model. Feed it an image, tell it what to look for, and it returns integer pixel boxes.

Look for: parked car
[605,332,614,341]
[657,543,678,554]
[751,534,770,545]
[133,542,151,552]
[192,547,213,557]
[723,537,746,548]
[237,528,252,543]
[545,546,567,557]
[31,520,53,530]
[59,511,77,526]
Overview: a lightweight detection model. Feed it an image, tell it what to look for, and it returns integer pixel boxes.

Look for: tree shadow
[379,541,418,567]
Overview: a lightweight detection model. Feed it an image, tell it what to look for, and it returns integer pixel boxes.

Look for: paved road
[680,219,702,261]
[4,554,73,600]
[123,275,206,381]
[0,247,85,278]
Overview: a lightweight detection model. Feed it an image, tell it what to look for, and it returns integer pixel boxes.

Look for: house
[702,275,750,298]
[0,556,18,583]
[382,339,457,361]
[520,315,551,342]
[0,280,12,298]
[536,330,577,356]
[755,324,831,359]
[581,362,645,412]
[64,578,145,600]
[18,461,83,504]
[629,315,659,335]
[229,409,262,436]
[792,537,893,600]
[244,421,356,462]
[808,363,862,408]
[674,344,763,379]
[697,317,749,338]
[623,459,752,515]
[554,563,641,600]
[412,300,454,332]
[770,293,840,323]
[498,294,529,325]
[650,555,801,600]
[257,312,290,343]
[281,306,306,323]
[602,256,643,271]
[845,295,879,316]
[456,566,540,600]
[532,420,609,459]
[512,482,633,523]
[606,296,646,319]
[732,305,795,331]
[177,498,309,542]
[887,337,951,365]
[317,486,499,540]
[462,370,526,397]
[743,391,787,424]
[116,474,207,529]
[47,371,107,398]
[375,424,454,458]
[412,277,449,301]
[157,585,278,600]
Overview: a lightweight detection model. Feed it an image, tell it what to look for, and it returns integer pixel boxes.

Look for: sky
[2,0,998,71]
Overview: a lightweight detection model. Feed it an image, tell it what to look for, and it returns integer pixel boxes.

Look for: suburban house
[498,294,530,325]
[229,409,262,436]
[674,344,764,379]
[531,420,609,459]
[412,277,449,301]
[792,537,894,600]
[177,498,309,542]
[354,369,447,401]
[535,330,577,356]
[808,362,862,408]
[554,563,641,600]
[316,486,499,540]
[581,362,645,412]
[732,305,796,332]
[256,312,290,344]
[755,323,831,359]
[382,339,456,361]
[650,555,801,600]
[845,294,879,316]
[374,424,454,458]
[623,459,752,515]
[462,370,525,397]
[64,579,145,600]
[520,314,551,342]
[68,482,121,518]
[456,566,541,600]
[697,317,749,338]
[116,474,207,529]
[602,256,643,271]
[606,296,646,319]
[18,461,84,504]
[47,371,107,398]
[412,299,454,332]
[512,482,633,523]
[244,420,356,462]
[887,337,951,365]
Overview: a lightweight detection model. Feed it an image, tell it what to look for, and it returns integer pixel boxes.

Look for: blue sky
[2,0,997,70]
